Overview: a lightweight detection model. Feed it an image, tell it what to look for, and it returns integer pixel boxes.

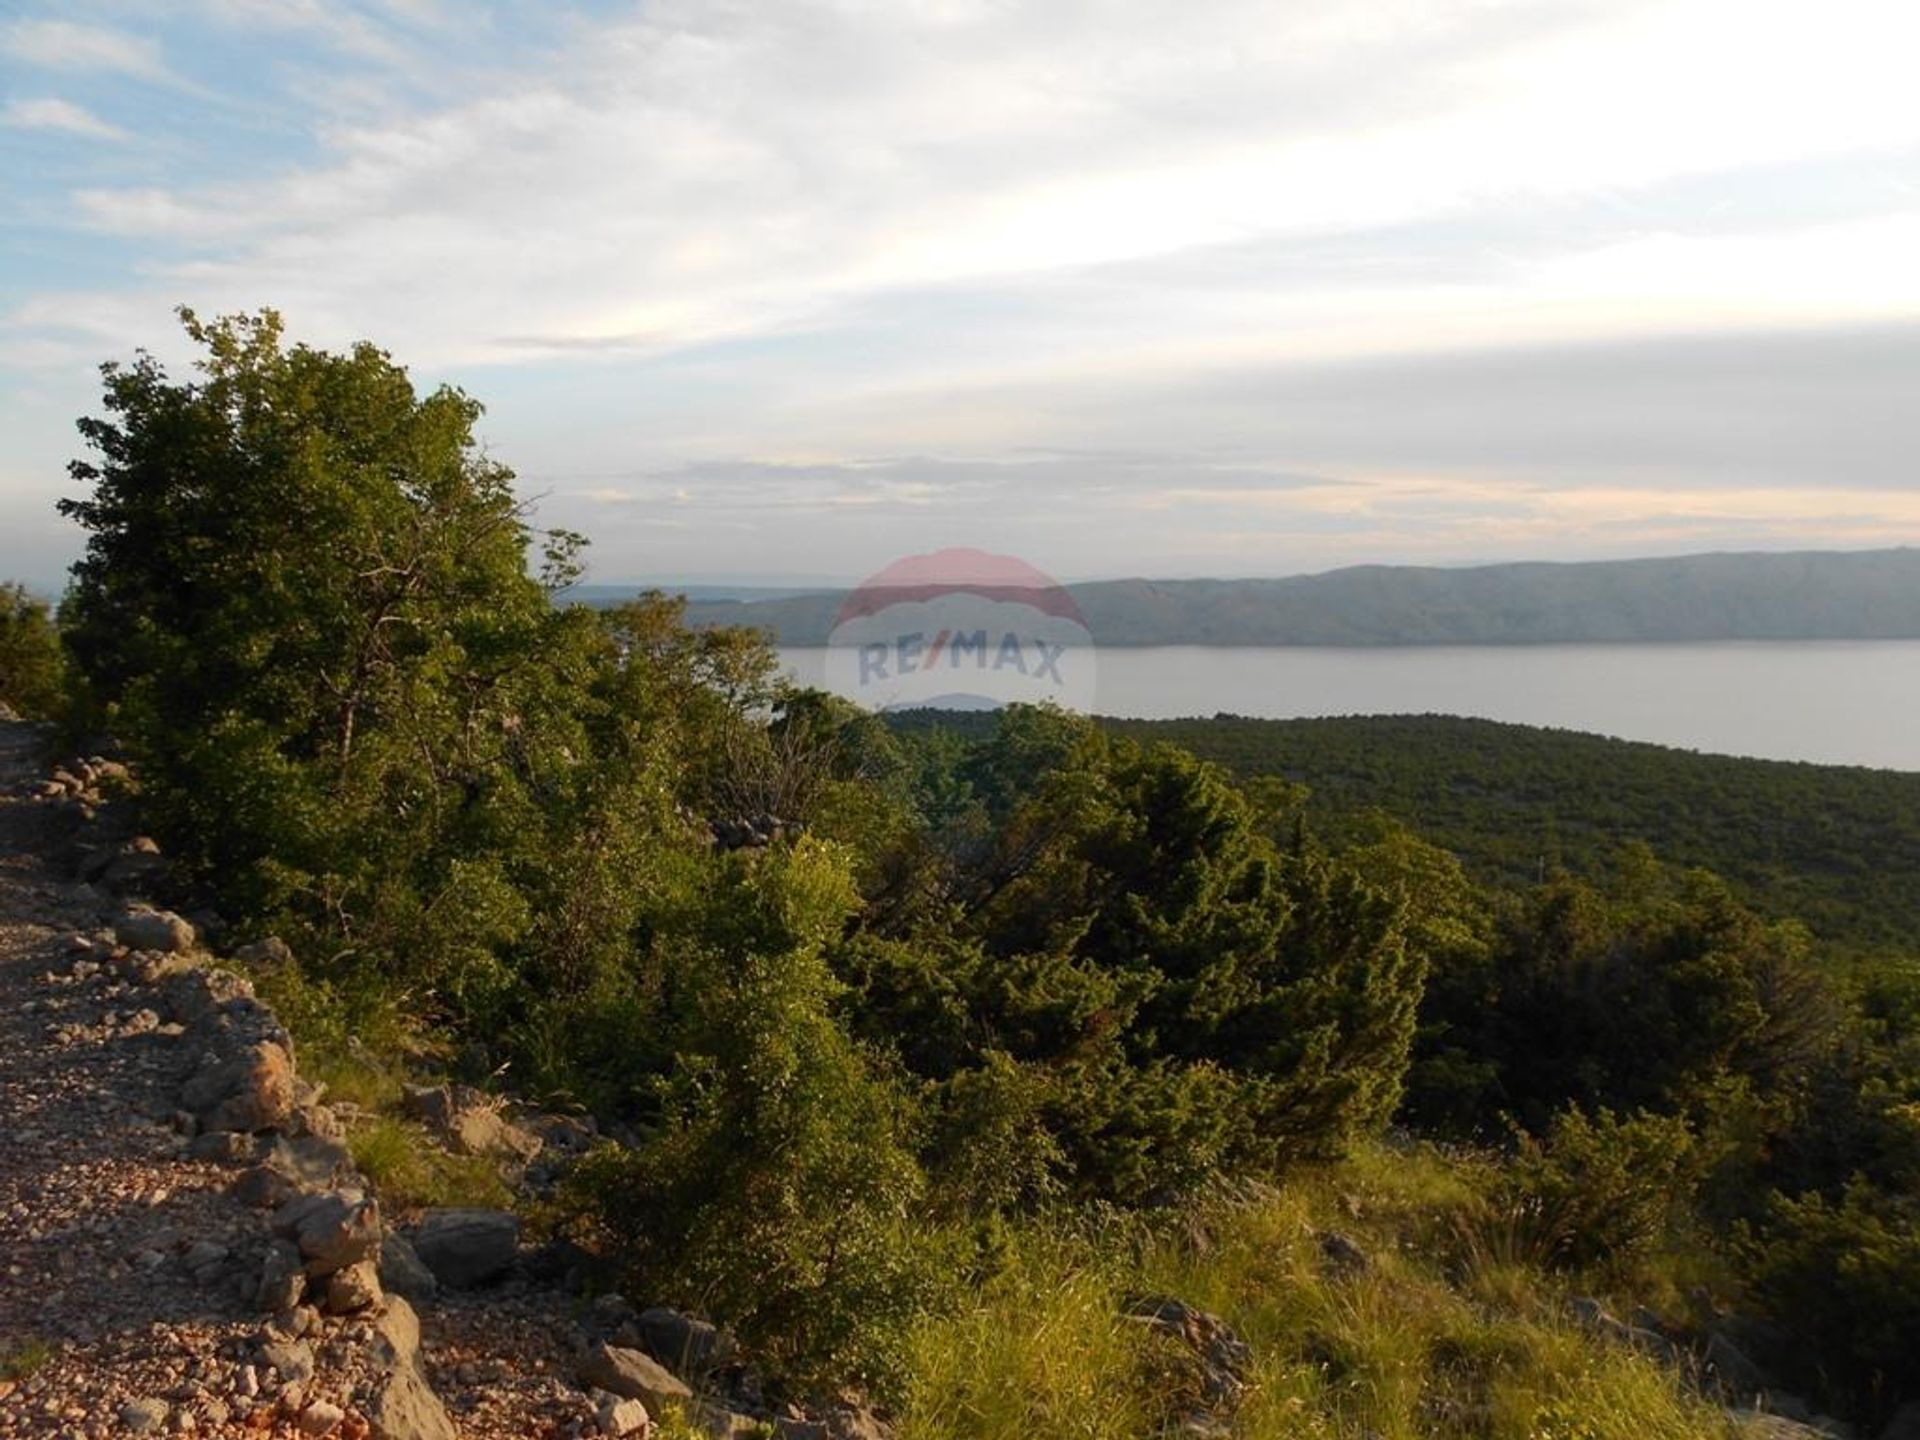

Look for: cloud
[8,0,1920,583]
[1,19,167,80]
[1,97,129,141]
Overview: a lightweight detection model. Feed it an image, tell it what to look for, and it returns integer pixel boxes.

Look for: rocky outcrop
[1123,1294,1252,1436]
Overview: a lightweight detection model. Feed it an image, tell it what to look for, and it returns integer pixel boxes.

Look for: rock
[585,1292,638,1339]
[188,1130,257,1165]
[1704,1329,1772,1397]
[259,1337,316,1385]
[323,1260,383,1315]
[299,1399,346,1434]
[595,1392,651,1437]
[261,1133,356,1191]
[365,1301,455,1440]
[636,1306,736,1378]
[1316,1229,1369,1275]
[233,935,296,971]
[377,1234,439,1304]
[368,1364,455,1440]
[233,1165,298,1210]
[272,1191,382,1277]
[407,1208,518,1289]
[371,1295,423,1368]
[116,907,196,954]
[120,1397,171,1433]
[182,1040,297,1133]
[401,1084,541,1162]
[577,1341,694,1411]
[1123,1295,1250,1415]
[258,1239,308,1313]
[160,967,254,1027]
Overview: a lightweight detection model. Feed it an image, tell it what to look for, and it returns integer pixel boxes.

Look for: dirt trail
[0,721,594,1439]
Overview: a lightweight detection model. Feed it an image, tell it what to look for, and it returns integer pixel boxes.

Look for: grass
[347,1113,512,1216]
[896,1144,1740,1440]
[1,1337,53,1381]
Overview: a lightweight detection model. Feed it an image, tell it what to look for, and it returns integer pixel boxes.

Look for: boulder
[272,1190,382,1277]
[378,1233,439,1304]
[1123,1295,1250,1416]
[181,1040,296,1133]
[116,906,196,954]
[577,1341,694,1411]
[257,1238,308,1313]
[636,1306,736,1379]
[408,1207,518,1289]
[595,1392,651,1437]
[366,1299,456,1440]
[401,1084,541,1162]
[323,1259,383,1315]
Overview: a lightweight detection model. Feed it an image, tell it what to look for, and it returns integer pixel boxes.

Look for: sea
[778,640,1920,771]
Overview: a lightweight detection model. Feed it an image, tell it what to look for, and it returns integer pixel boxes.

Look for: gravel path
[0,720,606,1439]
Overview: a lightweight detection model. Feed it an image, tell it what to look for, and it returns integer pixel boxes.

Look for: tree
[59,308,591,1017]
[0,583,65,719]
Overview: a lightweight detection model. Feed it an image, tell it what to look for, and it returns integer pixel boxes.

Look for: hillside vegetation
[1105,714,1920,956]
[672,548,1920,645]
[10,310,1919,1440]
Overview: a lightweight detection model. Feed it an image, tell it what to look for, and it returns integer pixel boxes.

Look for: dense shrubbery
[0,582,65,718]
[38,311,1920,1423]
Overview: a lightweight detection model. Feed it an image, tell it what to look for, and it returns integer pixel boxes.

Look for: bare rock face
[407,1207,519,1289]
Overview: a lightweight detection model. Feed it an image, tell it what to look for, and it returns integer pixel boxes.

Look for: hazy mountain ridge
[652,547,1920,645]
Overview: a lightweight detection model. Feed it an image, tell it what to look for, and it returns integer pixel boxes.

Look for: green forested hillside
[1104,714,1920,955]
[25,311,1920,1440]
[677,548,1920,645]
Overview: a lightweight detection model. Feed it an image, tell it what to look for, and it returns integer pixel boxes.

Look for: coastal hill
[630,547,1920,646]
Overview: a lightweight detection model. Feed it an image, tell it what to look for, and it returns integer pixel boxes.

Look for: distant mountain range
[593,548,1920,646]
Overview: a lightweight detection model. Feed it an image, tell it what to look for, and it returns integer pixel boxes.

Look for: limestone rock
[116,906,196,954]
[407,1207,518,1289]
[577,1340,694,1411]
[595,1392,651,1437]
[378,1233,439,1304]
[272,1190,382,1277]
[182,1039,297,1133]
[299,1399,346,1434]
[636,1305,736,1379]
[119,1398,170,1433]
[323,1259,383,1315]
[257,1238,308,1313]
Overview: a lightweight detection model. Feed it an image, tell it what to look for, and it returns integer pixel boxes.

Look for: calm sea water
[779,641,1920,772]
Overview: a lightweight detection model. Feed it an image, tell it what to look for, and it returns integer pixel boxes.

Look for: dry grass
[897,1144,1738,1440]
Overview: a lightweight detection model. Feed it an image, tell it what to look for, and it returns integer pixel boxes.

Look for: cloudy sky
[4,0,1918,590]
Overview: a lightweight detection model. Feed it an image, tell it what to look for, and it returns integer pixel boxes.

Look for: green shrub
[1741,1181,1920,1421]
[0,582,64,719]
[1491,1108,1700,1274]
[562,842,939,1394]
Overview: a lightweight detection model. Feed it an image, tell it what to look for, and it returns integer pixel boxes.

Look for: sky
[3,0,1919,591]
